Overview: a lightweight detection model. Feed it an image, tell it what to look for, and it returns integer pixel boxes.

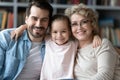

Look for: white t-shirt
[40,38,78,80]
[16,42,42,80]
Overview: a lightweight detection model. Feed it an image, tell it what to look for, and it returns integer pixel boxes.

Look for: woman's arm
[91,39,117,80]
[11,24,27,40]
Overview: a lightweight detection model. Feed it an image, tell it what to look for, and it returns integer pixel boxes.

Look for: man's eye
[42,19,49,22]
[32,17,38,21]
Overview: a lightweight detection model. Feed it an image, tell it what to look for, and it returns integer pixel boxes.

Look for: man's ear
[25,16,28,24]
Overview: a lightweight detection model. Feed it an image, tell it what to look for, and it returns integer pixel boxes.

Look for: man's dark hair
[28,0,48,3]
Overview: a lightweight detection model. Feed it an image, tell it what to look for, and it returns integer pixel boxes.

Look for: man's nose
[36,20,41,27]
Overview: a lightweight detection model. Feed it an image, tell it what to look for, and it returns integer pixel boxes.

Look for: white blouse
[40,38,77,80]
[74,38,120,80]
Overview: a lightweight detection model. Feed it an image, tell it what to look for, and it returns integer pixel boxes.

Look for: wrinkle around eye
[71,23,78,27]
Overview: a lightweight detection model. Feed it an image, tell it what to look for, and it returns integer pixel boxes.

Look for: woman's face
[70,13,93,41]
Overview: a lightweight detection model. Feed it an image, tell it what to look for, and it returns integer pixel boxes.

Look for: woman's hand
[92,35,102,48]
[11,24,27,40]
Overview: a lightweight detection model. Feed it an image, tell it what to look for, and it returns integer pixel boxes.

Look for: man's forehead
[30,6,49,18]
[30,6,49,13]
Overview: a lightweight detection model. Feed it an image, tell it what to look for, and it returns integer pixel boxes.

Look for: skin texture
[25,6,49,42]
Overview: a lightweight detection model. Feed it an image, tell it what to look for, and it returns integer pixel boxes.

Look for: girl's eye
[52,31,57,33]
[62,31,66,33]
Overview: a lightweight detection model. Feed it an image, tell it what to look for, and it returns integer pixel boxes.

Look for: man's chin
[33,33,45,38]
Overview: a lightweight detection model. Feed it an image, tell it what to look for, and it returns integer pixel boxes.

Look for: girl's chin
[77,37,87,41]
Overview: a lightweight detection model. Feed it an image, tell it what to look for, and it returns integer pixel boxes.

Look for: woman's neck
[78,36,93,49]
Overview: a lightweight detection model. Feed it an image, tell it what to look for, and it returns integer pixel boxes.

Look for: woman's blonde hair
[65,3,100,35]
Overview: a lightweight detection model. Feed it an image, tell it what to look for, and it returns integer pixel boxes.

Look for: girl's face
[51,20,70,45]
[70,13,93,42]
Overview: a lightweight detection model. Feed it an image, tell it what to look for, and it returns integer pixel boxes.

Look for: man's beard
[28,26,47,38]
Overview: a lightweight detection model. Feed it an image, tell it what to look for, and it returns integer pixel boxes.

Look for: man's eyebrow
[42,17,49,19]
[31,16,49,20]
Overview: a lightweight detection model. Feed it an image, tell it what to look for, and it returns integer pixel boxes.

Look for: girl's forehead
[52,20,69,28]
[53,19,68,24]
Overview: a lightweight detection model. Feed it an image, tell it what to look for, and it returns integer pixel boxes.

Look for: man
[0,1,53,80]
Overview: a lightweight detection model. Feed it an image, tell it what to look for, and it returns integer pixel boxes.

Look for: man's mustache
[34,26,45,30]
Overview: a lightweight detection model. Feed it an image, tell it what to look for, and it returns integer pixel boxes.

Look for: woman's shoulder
[100,37,114,46]
[101,38,115,48]
[102,38,111,44]
[94,38,118,55]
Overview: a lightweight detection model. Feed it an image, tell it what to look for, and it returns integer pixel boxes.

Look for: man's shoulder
[0,28,15,35]
[0,28,16,48]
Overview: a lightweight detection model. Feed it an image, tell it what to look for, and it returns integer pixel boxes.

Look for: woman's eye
[81,20,90,26]
[71,23,78,26]
[82,20,88,23]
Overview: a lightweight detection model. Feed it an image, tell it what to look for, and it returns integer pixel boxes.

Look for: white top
[40,38,77,80]
[16,42,42,80]
[74,38,120,80]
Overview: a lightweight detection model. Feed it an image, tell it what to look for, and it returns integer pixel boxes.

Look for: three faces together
[13,1,101,79]
[1,0,120,80]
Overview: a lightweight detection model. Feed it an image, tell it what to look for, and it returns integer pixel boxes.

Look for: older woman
[65,3,120,80]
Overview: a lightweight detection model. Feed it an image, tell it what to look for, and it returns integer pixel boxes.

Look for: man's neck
[30,37,44,42]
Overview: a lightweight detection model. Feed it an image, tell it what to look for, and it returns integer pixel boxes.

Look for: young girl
[41,14,77,80]
[11,14,101,80]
